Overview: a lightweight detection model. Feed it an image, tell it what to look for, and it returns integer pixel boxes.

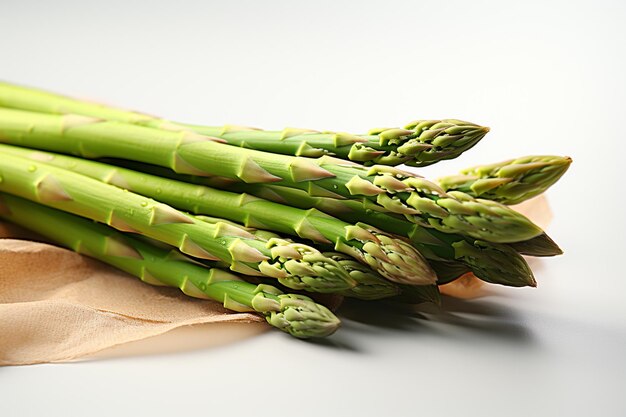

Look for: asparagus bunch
[0,82,573,339]
[0,82,488,166]
[0,107,542,244]
[0,193,340,338]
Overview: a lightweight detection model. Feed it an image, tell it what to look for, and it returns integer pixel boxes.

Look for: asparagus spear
[0,152,357,293]
[0,108,542,243]
[438,155,572,205]
[173,120,489,168]
[0,82,488,167]
[0,145,435,286]
[0,193,340,338]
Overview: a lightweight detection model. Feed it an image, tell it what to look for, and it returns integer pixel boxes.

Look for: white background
[1,1,625,416]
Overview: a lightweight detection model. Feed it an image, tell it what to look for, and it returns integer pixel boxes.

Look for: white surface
[1,0,626,416]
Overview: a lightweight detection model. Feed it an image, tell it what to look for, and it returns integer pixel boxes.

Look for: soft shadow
[303,333,362,353]
[435,296,535,343]
[336,296,536,346]
[77,295,537,363]
[338,299,433,332]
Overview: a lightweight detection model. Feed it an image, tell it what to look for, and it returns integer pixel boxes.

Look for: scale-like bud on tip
[439,155,572,205]
[263,239,356,293]
[264,294,341,338]
[348,223,437,285]
[398,119,490,167]
[326,252,400,301]
[453,240,536,287]
[348,144,385,161]
[508,232,563,257]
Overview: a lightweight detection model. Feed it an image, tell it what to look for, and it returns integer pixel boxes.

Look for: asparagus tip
[264,294,341,338]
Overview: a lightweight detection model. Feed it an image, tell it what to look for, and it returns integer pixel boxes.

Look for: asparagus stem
[0,81,488,167]
[0,107,542,243]
[438,155,572,205]
[0,151,357,293]
[0,193,340,338]
[179,120,489,167]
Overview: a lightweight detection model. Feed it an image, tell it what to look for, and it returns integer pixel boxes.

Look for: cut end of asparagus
[260,293,341,338]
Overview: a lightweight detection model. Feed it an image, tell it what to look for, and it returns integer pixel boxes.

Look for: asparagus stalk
[174,120,489,167]
[0,108,542,243]
[0,145,435,286]
[438,155,573,205]
[0,152,357,293]
[0,82,488,167]
[0,193,340,338]
[194,215,402,300]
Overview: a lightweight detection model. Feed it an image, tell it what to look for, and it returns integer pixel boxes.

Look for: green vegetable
[0,152,357,293]
[0,193,340,338]
[0,107,542,243]
[0,81,488,167]
[0,144,435,286]
[438,155,572,205]
[174,120,488,168]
